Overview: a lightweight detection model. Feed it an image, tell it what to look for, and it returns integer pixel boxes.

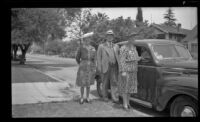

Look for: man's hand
[139,56,143,60]
[122,72,126,76]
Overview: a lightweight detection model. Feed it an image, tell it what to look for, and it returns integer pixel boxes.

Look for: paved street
[12,54,169,117]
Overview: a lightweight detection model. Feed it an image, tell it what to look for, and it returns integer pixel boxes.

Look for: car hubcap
[181,106,196,117]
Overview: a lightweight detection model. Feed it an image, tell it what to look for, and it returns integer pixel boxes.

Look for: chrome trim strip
[138,65,157,68]
[138,65,197,72]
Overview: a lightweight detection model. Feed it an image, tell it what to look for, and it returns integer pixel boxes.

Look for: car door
[132,45,157,103]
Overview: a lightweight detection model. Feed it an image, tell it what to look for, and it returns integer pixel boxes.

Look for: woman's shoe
[85,98,92,104]
[123,106,130,112]
[127,105,133,109]
[79,98,84,104]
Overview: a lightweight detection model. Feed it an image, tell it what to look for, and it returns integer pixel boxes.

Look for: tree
[66,8,92,42]
[89,12,110,48]
[108,16,138,43]
[61,40,79,58]
[11,8,80,64]
[136,7,143,27]
[66,9,110,49]
[45,39,63,55]
[163,8,177,26]
[135,26,157,39]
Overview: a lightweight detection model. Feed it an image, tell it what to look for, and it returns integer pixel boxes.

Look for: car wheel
[96,77,103,98]
[170,96,198,117]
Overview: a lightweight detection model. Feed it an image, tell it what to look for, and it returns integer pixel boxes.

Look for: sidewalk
[12,82,74,105]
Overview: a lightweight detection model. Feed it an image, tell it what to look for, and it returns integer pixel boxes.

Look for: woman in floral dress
[118,33,141,110]
[75,32,96,104]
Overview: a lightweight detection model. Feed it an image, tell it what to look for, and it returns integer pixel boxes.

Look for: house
[181,25,198,59]
[150,23,191,42]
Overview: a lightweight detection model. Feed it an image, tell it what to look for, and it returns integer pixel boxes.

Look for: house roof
[151,23,191,35]
[117,39,183,46]
[182,25,197,42]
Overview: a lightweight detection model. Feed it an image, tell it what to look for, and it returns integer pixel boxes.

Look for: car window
[152,44,192,60]
[136,46,153,65]
[175,45,192,59]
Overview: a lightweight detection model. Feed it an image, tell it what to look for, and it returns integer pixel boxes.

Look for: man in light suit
[97,30,120,103]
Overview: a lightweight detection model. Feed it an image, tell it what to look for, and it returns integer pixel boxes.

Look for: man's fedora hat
[127,31,139,38]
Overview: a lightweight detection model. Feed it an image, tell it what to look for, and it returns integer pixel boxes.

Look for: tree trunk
[13,44,18,60]
[19,43,31,64]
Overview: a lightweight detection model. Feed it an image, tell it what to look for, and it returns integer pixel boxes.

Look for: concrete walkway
[12,82,73,105]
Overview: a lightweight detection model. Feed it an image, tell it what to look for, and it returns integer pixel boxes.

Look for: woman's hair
[126,38,135,47]
[82,37,91,45]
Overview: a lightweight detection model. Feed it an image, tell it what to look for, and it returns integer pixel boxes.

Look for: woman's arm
[97,44,103,72]
[93,48,97,67]
[75,47,81,64]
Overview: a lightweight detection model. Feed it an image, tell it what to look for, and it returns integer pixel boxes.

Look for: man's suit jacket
[97,42,120,73]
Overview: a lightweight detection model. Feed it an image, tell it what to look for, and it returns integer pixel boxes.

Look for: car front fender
[155,76,198,111]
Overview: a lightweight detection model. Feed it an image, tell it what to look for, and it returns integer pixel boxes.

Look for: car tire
[170,96,198,117]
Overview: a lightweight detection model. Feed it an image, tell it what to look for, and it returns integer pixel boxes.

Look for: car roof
[116,39,182,46]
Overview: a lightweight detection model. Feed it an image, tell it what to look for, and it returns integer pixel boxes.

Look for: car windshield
[152,44,192,60]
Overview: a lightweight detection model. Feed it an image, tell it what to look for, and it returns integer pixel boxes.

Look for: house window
[177,36,181,42]
[191,43,198,53]
[157,34,165,39]
[183,43,188,49]
[169,34,172,39]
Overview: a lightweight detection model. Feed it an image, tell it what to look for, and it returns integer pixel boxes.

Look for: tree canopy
[163,8,177,26]
[11,8,81,63]
[11,8,80,45]
[12,8,158,59]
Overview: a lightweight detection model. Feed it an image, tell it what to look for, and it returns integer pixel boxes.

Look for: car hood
[158,59,198,70]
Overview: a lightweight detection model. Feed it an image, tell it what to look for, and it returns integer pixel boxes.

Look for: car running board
[129,97,152,108]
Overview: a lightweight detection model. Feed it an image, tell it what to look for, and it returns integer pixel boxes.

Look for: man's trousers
[102,63,119,101]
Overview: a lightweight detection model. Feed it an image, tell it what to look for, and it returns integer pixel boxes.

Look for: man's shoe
[127,105,133,109]
[123,106,130,112]
[112,100,120,104]
[85,98,92,104]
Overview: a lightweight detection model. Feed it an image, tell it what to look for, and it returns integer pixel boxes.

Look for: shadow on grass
[25,60,78,72]
[12,61,62,72]
[11,61,43,68]
[90,89,169,116]
[90,89,100,98]
[129,101,169,116]
[111,95,169,116]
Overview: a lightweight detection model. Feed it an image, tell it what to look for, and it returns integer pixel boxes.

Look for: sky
[91,7,197,30]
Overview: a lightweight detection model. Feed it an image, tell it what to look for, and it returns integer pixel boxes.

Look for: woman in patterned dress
[118,33,141,110]
[75,32,96,104]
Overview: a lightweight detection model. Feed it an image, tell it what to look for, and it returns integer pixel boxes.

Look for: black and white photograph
[11,7,198,117]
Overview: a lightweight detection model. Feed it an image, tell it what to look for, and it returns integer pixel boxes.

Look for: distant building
[181,25,198,59]
[150,23,191,42]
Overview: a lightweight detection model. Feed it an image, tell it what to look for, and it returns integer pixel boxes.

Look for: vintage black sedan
[95,39,198,117]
